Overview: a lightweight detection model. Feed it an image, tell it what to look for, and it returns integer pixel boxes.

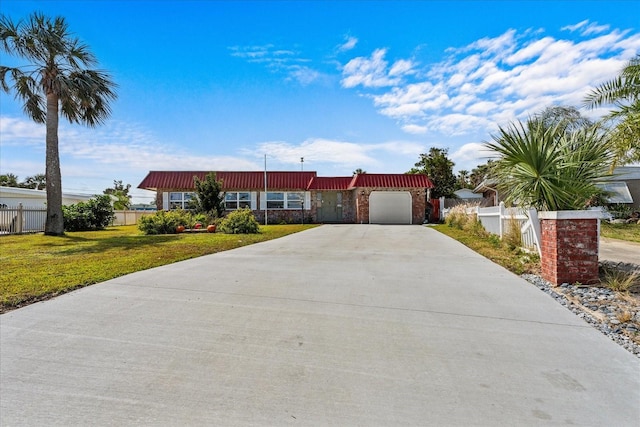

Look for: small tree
[190,172,225,218]
[408,147,456,198]
[0,173,19,187]
[103,180,131,210]
[62,195,114,231]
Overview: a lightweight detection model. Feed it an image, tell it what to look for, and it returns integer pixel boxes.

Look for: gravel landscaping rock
[522,273,640,358]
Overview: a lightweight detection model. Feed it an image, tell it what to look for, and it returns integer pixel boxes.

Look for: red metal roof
[138,171,317,191]
[139,171,435,191]
[348,173,434,189]
[306,176,353,190]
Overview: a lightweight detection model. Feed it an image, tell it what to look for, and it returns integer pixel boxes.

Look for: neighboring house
[598,166,640,210]
[138,171,434,224]
[0,186,93,208]
[453,188,484,200]
[472,166,640,209]
[0,186,95,233]
[472,178,501,207]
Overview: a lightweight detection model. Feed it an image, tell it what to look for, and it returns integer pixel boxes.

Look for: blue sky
[1,1,639,204]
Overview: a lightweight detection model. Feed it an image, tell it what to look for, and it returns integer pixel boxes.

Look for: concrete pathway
[2,225,639,426]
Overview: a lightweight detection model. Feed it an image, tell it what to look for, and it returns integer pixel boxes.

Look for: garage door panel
[369,191,412,224]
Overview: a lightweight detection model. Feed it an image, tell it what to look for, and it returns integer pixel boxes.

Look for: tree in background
[190,172,225,218]
[0,173,46,189]
[352,168,367,175]
[0,12,117,235]
[455,170,472,190]
[469,160,495,189]
[103,180,131,210]
[22,173,46,190]
[584,54,640,167]
[535,105,593,134]
[0,173,19,187]
[408,147,456,198]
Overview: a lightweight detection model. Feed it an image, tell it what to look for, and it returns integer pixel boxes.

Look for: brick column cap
[538,210,603,220]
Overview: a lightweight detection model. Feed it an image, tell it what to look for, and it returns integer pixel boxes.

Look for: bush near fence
[442,202,543,256]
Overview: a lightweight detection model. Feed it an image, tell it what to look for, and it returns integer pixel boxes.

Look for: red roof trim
[138,171,316,191]
[348,173,434,189]
[139,171,434,191]
[307,176,353,190]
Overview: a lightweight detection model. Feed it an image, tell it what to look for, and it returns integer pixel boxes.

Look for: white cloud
[251,138,424,170]
[561,20,589,33]
[0,116,45,146]
[341,49,414,88]
[256,138,377,167]
[562,20,610,36]
[229,43,321,84]
[288,66,322,85]
[451,142,497,172]
[402,124,428,134]
[338,36,358,52]
[343,23,640,142]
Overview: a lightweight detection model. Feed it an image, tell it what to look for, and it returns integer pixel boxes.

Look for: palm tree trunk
[44,92,64,236]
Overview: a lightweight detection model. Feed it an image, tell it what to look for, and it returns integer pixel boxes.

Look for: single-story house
[138,171,435,224]
[0,186,94,208]
[598,166,640,210]
[472,178,501,206]
[0,186,95,233]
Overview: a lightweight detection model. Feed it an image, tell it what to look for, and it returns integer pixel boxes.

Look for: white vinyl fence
[112,210,156,226]
[0,204,46,234]
[443,202,542,256]
[0,206,156,234]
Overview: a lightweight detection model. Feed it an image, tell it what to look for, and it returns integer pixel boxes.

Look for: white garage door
[369,191,412,224]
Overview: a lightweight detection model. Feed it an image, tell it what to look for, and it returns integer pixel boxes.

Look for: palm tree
[455,169,470,189]
[584,54,640,166]
[22,173,46,190]
[485,117,612,211]
[0,13,117,235]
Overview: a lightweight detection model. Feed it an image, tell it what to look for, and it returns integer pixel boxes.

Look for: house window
[287,192,303,209]
[225,192,251,210]
[264,192,306,209]
[169,192,194,209]
[267,192,285,209]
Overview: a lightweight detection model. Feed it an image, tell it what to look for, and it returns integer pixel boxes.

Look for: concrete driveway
[2,225,639,426]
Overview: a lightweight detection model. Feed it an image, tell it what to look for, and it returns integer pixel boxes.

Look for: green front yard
[0,224,317,312]
[600,222,640,243]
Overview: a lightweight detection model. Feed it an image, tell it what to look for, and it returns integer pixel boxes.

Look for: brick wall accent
[540,213,600,285]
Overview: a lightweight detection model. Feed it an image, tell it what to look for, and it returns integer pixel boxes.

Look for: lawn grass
[432,224,541,276]
[0,224,317,312]
[600,222,640,243]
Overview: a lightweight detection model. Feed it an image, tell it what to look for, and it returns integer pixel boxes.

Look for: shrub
[219,208,260,234]
[445,204,470,229]
[463,214,488,238]
[606,203,633,220]
[138,210,185,235]
[503,214,523,250]
[63,195,115,232]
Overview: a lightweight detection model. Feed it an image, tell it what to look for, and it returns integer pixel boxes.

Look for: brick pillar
[539,211,601,286]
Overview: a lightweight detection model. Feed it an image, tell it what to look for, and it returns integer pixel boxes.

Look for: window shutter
[251,192,258,210]
[259,192,266,210]
[162,192,169,210]
[304,192,311,210]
